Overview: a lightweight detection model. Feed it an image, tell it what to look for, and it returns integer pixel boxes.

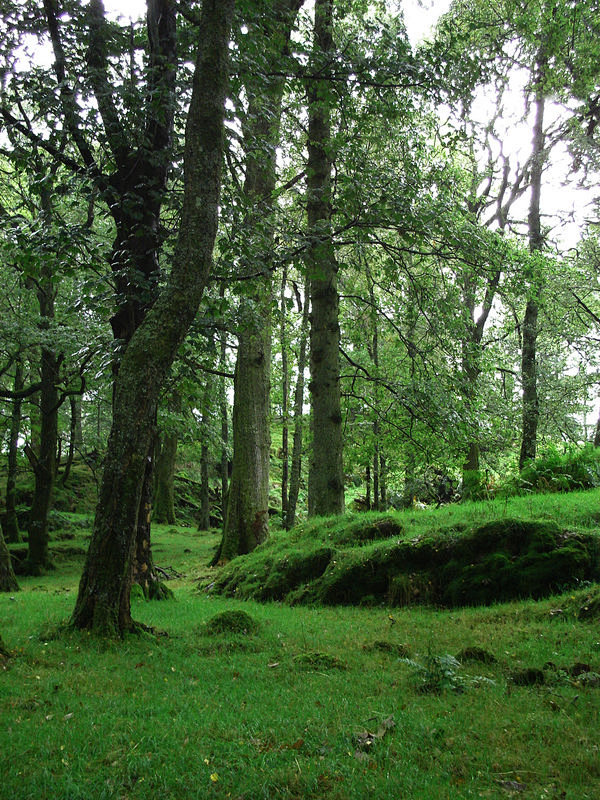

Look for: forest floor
[2,490,600,799]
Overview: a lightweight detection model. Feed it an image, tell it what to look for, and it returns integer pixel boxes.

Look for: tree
[218,0,303,560]
[70,0,235,635]
[306,0,345,517]
[0,527,19,593]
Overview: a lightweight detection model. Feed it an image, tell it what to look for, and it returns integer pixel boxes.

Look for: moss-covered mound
[201,610,260,635]
[203,515,600,609]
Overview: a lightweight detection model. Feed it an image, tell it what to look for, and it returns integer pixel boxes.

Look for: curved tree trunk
[306,0,345,517]
[70,0,234,635]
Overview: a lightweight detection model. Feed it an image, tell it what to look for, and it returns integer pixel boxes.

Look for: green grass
[2,494,600,799]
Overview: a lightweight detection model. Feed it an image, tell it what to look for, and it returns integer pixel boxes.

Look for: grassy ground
[2,492,600,799]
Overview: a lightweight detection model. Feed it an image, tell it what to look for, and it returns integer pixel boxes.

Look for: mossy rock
[201,610,259,636]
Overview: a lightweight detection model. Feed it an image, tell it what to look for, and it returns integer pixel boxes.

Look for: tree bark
[4,358,23,543]
[519,56,546,470]
[70,0,234,635]
[153,391,180,525]
[0,527,19,593]
[285,292,310,529]
[25,185,59,576]
[307,0,345,517]
[219,0,302,560]
[280,263,290,517]
[61,395,81,486]
[219,314,230,529]
[198,381,212,531]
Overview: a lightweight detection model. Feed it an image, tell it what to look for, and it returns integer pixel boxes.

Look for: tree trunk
[379,453,387,508]
[198,382,211,531]
[365,462,371,510]
[153,391,180,525]
[519,58,546,470]
[61,395,81,486]
[306,0,345,517]
[4,358,23,543]
[219,0,302,559]
[70,0,234,635]
[280,263,290,517]
[594,406,600,448]
[25,185,59,576]
[285,293,310,529]
[133,442,173,600]
[0,527,19,593]
[219,314,229,529]
[220,332,271,559]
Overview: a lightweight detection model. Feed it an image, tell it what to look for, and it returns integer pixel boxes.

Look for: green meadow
[2,489,600,799]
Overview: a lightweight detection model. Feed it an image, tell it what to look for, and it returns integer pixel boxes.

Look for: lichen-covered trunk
[306,0,344,517]
[70,0,233,635]
[0,527,19,593]
[4,359,23,543]
[285,294,309,529]
[519,63,546,471]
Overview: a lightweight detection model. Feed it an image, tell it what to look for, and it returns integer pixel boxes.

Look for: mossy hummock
[205,515,600,609]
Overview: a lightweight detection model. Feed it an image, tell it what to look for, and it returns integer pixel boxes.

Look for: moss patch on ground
[203,515,600,608]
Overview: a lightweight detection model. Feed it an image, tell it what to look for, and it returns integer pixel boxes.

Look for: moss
[206,514,600,609]
[201,609,259,635]
[293,651,346,670]
[333,516,402,546]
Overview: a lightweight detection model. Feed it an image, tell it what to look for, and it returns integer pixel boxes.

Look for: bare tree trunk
[306,0,344,517]
[70,0,234,635]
